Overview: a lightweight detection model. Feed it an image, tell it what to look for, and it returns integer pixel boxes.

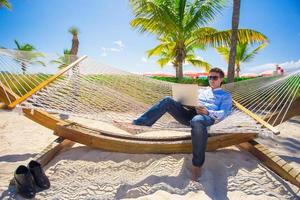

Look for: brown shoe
[14,165,36,199]
[28,160,50,190]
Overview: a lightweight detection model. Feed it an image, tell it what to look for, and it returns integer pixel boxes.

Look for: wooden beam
[7,55,87,109]
[0,102,6,109]
[34,136,75,167]
[22,109,69,130]
[54,122,257,154]
[0,83,19,105]
[238,139,300,188]
[233,99,280,135]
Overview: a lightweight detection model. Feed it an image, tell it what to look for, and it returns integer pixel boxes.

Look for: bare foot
[191,165,202,181]
[112,121,150,134]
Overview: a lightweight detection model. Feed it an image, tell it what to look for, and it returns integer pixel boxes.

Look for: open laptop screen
[172,84,199,107]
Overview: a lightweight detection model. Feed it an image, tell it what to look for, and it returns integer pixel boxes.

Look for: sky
[1,0,300,75]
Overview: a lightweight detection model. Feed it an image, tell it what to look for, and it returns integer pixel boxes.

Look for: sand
[0,109,299,199]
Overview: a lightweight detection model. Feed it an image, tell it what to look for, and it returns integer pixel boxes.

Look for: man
[116,67,232,181]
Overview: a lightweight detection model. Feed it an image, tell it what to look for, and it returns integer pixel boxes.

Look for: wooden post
[34,136,75,167]
[238,139,300,188]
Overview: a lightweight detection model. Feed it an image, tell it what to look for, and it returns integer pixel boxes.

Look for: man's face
[208,72,223,89]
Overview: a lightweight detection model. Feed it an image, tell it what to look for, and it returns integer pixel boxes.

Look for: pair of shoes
[14,160,50,199]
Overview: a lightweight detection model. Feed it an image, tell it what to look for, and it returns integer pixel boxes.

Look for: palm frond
[130,0,180,36]
[146,43,166,57]
[50,60,64,65]
[14,40,21,50]
[63,49,71,55]
[0,0,12,10]
[157,57,171,68]
[31,60,46,67]
[185,0,226,30]
[198,29,269,48]
[242,43,267,62]
[68,26,79,35]
[177,0,187,25]
[189,27,218,46]
[215,46,230,62]
[187,58,211,71]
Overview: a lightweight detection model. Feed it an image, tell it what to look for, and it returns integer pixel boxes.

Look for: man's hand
[196,105,209,115]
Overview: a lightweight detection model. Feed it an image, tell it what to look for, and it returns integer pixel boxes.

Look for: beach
[0,109,299,199]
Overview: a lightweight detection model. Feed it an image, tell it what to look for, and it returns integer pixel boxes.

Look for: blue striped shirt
[198,87,232,123]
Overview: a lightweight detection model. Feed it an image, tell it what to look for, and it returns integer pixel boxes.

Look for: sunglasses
[208,75,220,80]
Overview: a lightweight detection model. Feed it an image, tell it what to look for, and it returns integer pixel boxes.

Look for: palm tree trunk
[227,0,240,83]
[70,34,80,110]
[21,62,26,75]
[236,62,240,78]
[70,35,79,57]
[175,43,185,80]
[70,34,79,73]
[177,63,183,80]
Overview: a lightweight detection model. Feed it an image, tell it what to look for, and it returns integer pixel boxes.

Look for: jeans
[133,96,215,167]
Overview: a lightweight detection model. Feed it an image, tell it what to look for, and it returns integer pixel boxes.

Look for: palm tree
[227,0,240,83]
[216,42,267,77]
[68,26,79,57]
[130,0,268,80]
[68,27,80,110]
[0,0,12,10]
[14,40,45,74]
[147,36,212,75]
[50,49,71,69]
[68,26,80,77]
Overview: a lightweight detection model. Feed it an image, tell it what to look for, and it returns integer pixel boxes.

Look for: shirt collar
[210,87,222,91]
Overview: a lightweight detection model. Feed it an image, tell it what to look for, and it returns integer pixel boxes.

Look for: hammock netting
[0,49,299,136]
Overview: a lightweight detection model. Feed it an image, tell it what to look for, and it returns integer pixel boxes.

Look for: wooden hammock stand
[0,56,298,188]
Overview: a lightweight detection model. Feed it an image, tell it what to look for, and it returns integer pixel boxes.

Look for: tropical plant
[14,40,45,74]
[0,0,12,10]
[68,27,80,106]
[50,49,71,69]
[227,0,240,83]
[68,26,79,57]
[68,26,80,78]
[147,37,211,75]
[130,0,268,80]
[216,42,267,77]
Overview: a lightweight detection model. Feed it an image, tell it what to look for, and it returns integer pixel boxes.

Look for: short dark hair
[209,67,225,78]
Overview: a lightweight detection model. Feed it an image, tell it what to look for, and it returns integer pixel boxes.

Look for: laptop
[172,84,199,107]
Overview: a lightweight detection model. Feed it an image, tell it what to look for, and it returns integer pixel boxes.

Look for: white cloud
[166,61,189,66]
[196,56,205,61]
[109,48,121,52]
[100,40,125,56]
[280,59,300,72]
[246,59,300,73]
[141,57,148,63]
[100,52,107,57]
[114,40,125,49]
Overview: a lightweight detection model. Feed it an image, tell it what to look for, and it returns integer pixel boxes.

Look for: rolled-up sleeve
[208,93,232,122]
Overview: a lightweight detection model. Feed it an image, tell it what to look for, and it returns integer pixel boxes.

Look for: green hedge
[151,76,255,86]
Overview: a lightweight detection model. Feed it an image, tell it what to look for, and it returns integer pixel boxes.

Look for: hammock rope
[0,49,299,135]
